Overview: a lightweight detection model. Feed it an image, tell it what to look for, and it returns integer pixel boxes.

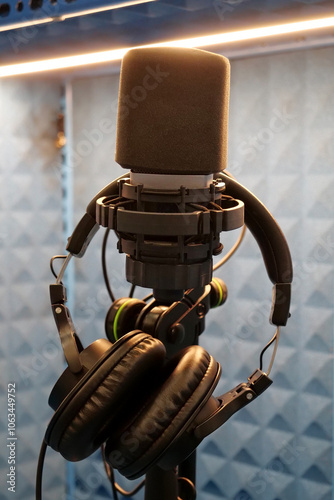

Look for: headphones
[43,171,292,481]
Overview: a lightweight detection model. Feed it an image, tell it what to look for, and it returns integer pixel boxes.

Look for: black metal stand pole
[178,452,196,499]
[144,466,178,500]
[143,450,197,499]
[141,288,207,500]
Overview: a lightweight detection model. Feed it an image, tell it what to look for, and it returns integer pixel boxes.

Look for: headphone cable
[50,255,67,280]
[266,327,281,376]
[259,327,281,376]
[36,439,47,500]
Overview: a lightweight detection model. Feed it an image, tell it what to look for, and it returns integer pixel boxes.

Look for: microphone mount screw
[168,323,185,345]
[196,303,206,318]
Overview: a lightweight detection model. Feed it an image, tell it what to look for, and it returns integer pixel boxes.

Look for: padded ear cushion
[105,344,220,479]
[45,331,166,461]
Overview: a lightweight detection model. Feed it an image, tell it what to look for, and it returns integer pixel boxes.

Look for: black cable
[114,477,146,497]
[102,228,116,302]
[101,446,145,499]
[178,476,197,499]
[108,465,120,500]
[143,292,153,302]
[128,286,153,302]
[101,446,119,500]
[50,255,67,279]
[36,439,47,500]
[259,332,277,371]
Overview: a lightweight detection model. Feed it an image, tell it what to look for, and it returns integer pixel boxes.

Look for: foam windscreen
[115,47,230,175]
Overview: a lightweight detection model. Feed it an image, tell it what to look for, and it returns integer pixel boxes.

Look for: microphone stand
[144,466,179,500]
[94,173,243,498]
[136,286,214,500]
[144,452,196,500]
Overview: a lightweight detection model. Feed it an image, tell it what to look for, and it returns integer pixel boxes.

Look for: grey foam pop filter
[115,47,230,174]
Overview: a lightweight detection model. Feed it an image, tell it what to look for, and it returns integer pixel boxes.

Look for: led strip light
[1,15,334,78]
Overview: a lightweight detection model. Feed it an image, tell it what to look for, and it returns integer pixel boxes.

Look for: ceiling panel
[0,0,333,65]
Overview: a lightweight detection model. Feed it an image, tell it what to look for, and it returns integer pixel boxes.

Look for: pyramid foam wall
[67,45,333,500]
[0,79,65,499]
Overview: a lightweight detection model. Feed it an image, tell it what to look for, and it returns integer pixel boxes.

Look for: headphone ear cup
[105,298,147,342]
[45,331,166,462]
[210,277,228,308]
[105,344,220,479]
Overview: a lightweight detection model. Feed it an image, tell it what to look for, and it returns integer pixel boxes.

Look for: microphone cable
[102,223,246,301]
[102,228,116,302]
[213,224,246,271]
[213,169,247,271]
[101,228,152,303]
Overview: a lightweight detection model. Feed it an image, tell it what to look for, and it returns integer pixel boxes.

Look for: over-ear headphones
[42,171,292,483]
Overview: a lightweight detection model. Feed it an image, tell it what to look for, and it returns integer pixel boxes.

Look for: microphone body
[96,48,244,297]
[115,47,230,175]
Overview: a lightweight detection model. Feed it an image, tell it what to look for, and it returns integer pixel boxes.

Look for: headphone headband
[64,172,292,326]
[219,172,292,326]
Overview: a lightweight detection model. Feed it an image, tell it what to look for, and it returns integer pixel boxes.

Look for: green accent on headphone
[212,278,223,307]
[113,299,132,341]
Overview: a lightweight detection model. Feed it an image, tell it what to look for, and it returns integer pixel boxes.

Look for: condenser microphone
[40,48,292,498]
[95,47,244,301]
[115,47,230,175]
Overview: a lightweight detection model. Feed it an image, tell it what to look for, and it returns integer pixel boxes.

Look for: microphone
[42,48,292,493]
[95,47,244,302]
[115,47,230,175]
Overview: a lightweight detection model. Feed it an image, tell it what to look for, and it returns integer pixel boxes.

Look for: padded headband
[65,173,292,326]
[219,172,292,326]
[219,172,292,285]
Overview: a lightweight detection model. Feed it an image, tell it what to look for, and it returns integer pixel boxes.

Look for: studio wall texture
[197,46,333,500]
[68,45,334,500]
[0,43,332,500]
[0,79,65,498]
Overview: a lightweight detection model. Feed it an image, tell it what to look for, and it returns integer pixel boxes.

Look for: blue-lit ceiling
[0,0,333,65]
